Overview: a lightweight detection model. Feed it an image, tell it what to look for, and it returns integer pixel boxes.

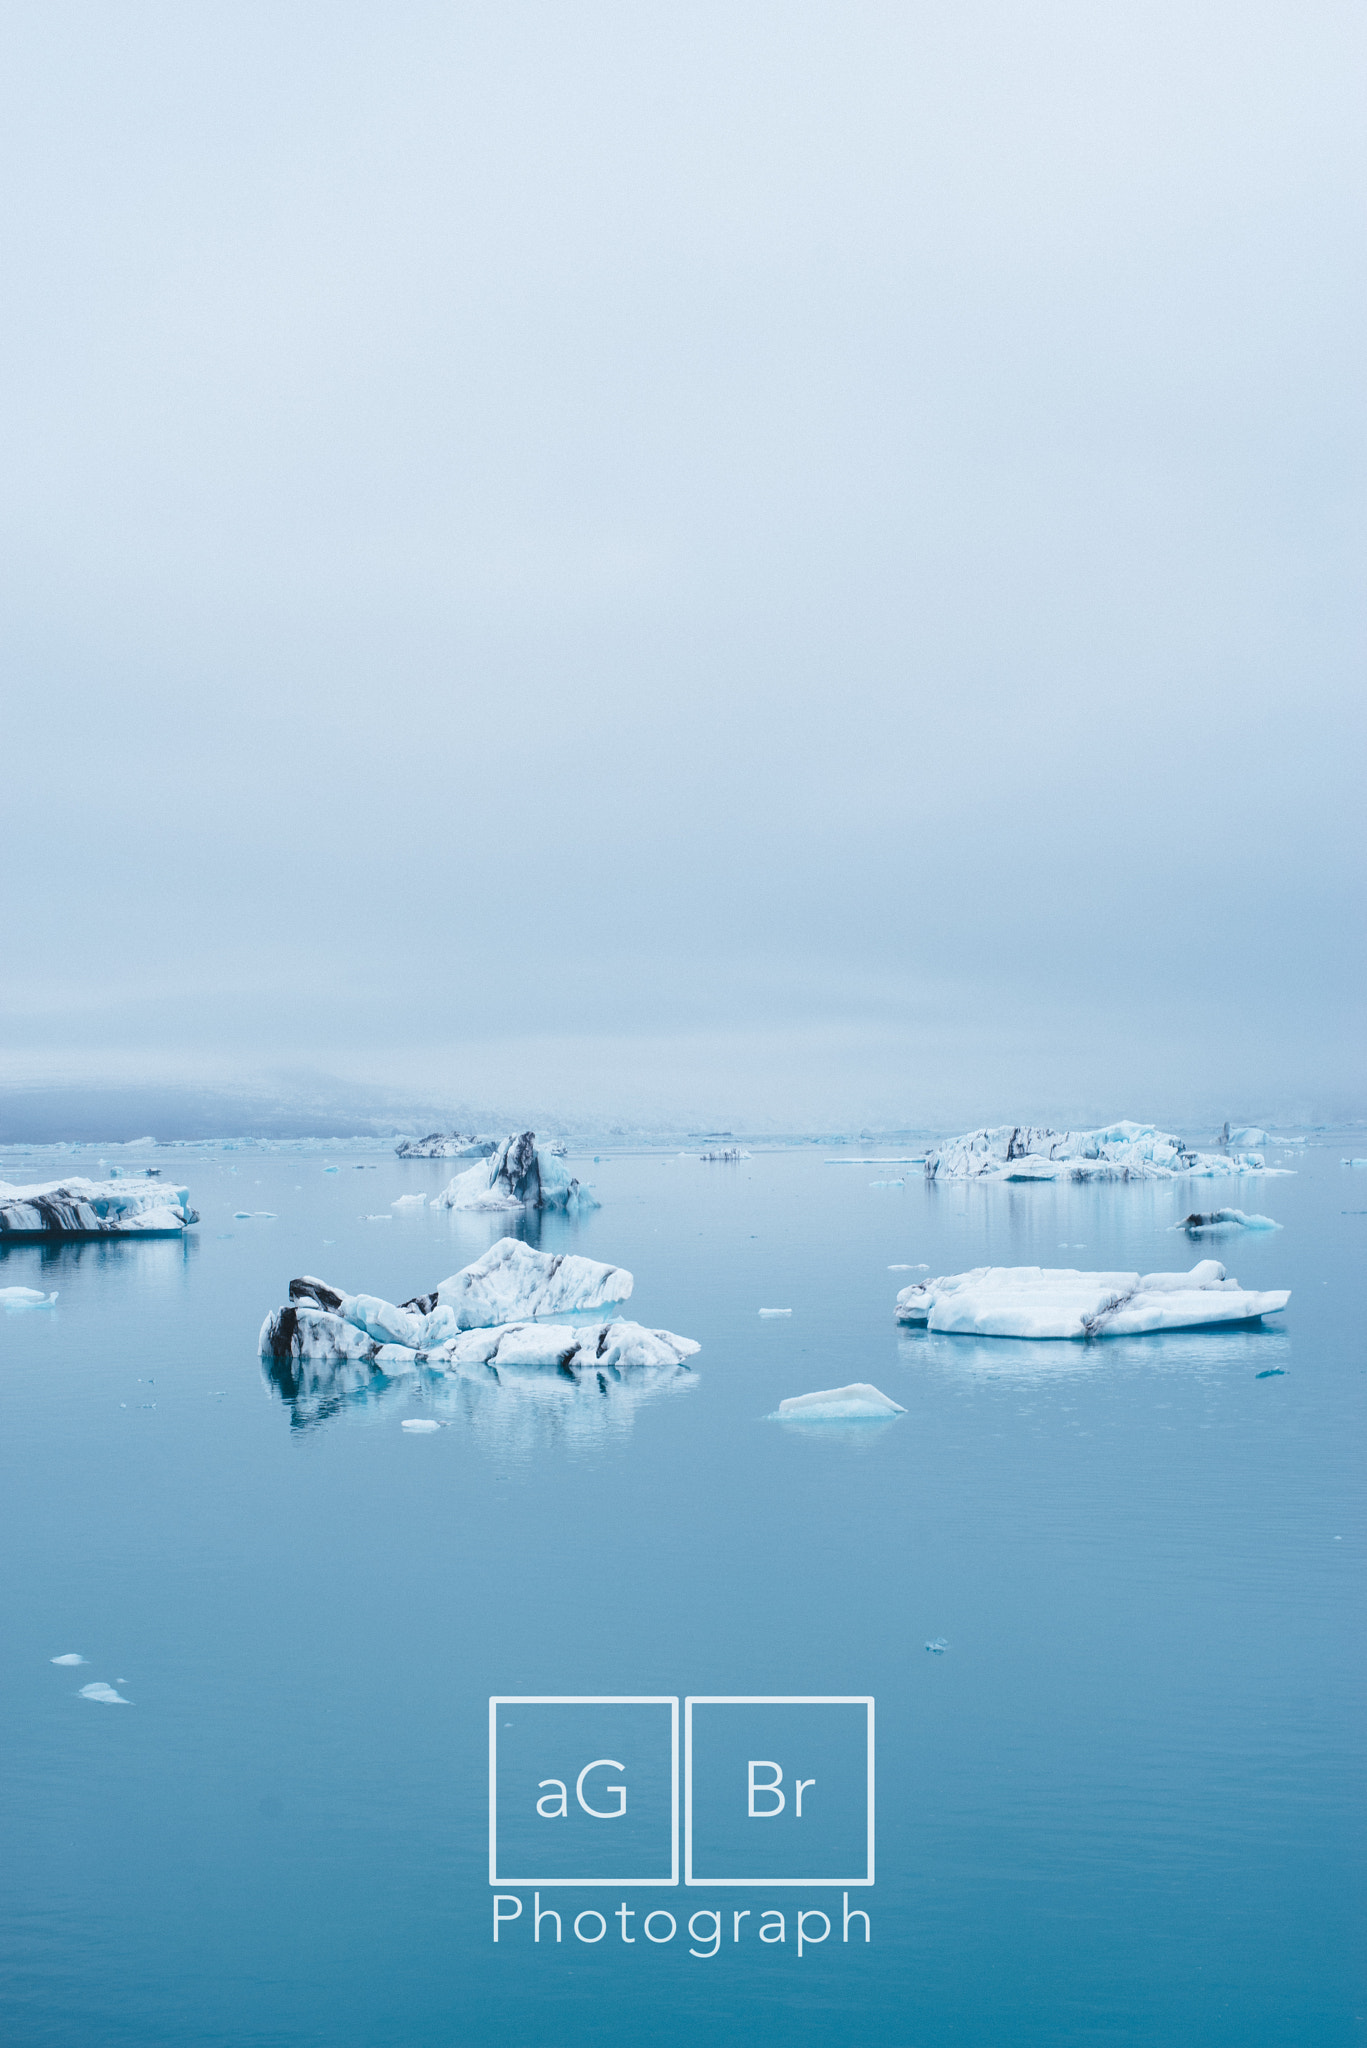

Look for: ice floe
[775,1383,905,1420]
[894,1260,1289,1339]
[401,1418,442,1432]
[2,1286,58,1308]
[758,1307,792,1317]
[258,1237,692,1427]
[923,1121,1279,1183]
[78,1682,131,1704]
[395,1131,498,1159]
[0,1177,198,1237]
[434,1132,596,1213]
[391,1193,426,1209]
[925,1638,948,1654]
[51,1653,86,1665]
[1176,1209,1280,1232]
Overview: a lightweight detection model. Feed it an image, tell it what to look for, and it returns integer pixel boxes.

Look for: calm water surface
[1,1140,1363,2046]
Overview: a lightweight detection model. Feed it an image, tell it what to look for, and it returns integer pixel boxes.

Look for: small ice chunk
[51,1653,87,1666]
[758,1307,792,1317]
[775,1383,906,1420]
[324,1166,339,1173]
[78,1682,131,1704]
[1343,1159,1367,1168]
[925,1638,948,1654]
[1177,1209,1279,1232]
[401,1418,442,1432]
[391,1193,426,1209]
[1256,1368,1285,1378]
[1,1286,58,1308]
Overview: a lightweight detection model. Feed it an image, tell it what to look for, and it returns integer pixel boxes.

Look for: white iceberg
[78,1681,131,1704]
[433,1132,596,1213]
[401,1418,442,1432]
[1223,1125,1270,1147]
[2,1286,58,1308]
[923,1121,1276,1183]
[391,1193,426,1209]
[0,1177,198,1237]
[395,1131,498,1159]
[895,1260,1289,1339]
[273,1237,633,1355]
[758,1307,792,1317]
[51,1652,87,1665]
[775,1383,906,1420]
[1176,1209,1280,1232]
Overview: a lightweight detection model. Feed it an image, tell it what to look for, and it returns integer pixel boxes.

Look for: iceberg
[2,1286,58,1308]
[0,1177,198,1238]
[1177,1209,1279,1232]
[434,1132,596,1212]
[775,1383,905,1420]
[391,1193,426,1209]
[923,1121,1275,1183]
[395,1132,498,1159]
[895,1260,1289,1339]
[78,1682,131,1705]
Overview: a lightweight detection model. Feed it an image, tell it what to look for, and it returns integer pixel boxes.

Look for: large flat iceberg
[894,1259,1289,1339]
[434,1132,596,1213]
[395,1131,498,1159]
[0,1176,198,1238]
[923,1120,1275,1182]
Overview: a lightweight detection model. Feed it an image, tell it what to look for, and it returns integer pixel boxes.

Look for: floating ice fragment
[324,1166,338,1173]
[78,1682,131,1704]
[1256,1368,1285,1378]
[869,1179,904,1187]
[233,1211,251,1219]
[364,1214,393,1221]
[925,1638,948,1654]
[775,1383,905,1420]
[758,1308,792,1317]
[888,1264,928,1272]
[924,1120,1282,1183]
[391,1193,426,1209]
[1,1286,58,1308]
[1343,1159,1367,1168]
[895,1260,1290,1338]
[1177,1209,1279,1232]
[395,1131,497,1159]
[51,1653,87,1666]
[401,1418,442,1432]
[0,1177,198,1238]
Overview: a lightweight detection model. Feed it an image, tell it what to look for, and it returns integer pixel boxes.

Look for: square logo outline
[488,1695,680,1887]
[683,1694,875,1887]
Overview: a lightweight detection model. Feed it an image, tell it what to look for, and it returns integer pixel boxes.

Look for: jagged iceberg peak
[394,1131,498,1159]
[433,1132,596,1212]
[923,1120,1276,1183]
[0,1176,198,1238]
[895,1260,1289,1339]
[258,1236,694,1429]
[284,1238,632,1345]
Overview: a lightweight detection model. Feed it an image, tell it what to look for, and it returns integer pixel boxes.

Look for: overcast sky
[2,1,1362,1131]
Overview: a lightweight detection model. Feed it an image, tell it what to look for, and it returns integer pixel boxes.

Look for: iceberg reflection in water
[898,1320,1294,1384]
[260,1338,696,1443]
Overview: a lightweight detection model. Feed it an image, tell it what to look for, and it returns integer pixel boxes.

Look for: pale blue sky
[2,2,1362,1128]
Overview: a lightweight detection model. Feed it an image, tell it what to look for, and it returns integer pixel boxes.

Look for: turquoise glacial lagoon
[1,1139,1362,2045]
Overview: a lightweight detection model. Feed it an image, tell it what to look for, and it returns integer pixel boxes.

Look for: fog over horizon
[3,3,1363,1140]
